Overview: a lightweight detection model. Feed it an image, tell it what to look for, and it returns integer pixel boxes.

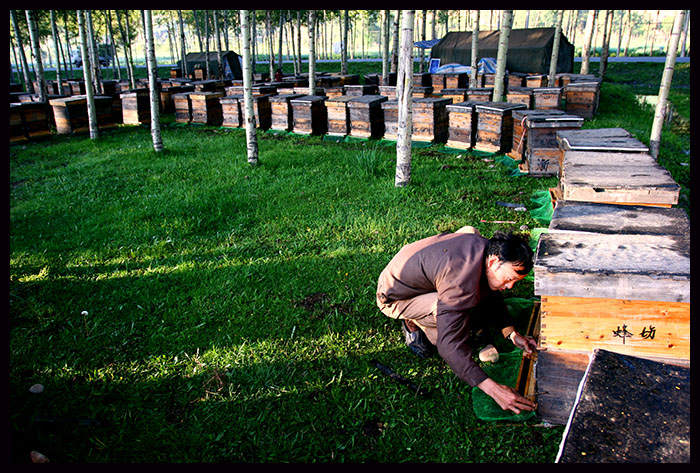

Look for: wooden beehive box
[445,100,481,149]
[337,74,360,86]
[173,92,194,123]
[525,74,548,88]
[439,88,467,104]
[189,91,224,126]
[290,95,328,135]
[219,96,242,128]
[348,94,388,139]
[269,93,304,131]
[564,80,601,119]
[378,86,397,100]
[412,97,451,143]
[293,87,326,97]
[68,80,86,96]
[227,94,272,130]
[533,230,689,365]
[482,73,496,88]
[506,87,534,109]
[509,109,562,160]
[10,104,26,142]
[532,87,562,110]
[443,72,467,89]
[50,96,89,134]
[345,84,379,96]
[94,95,117,129]
[380,99,400,140]
[326,95,355,136]
[473,102,527,153]
[120,88,151,125]
[413,73,432,87]
[507,72,528,89]
[431,73,446,94]
[325,86,345,98]
[556,127,649,173]
[516,112,584,176]
[559,150,680,207]
[412,87,433,98]
[466,88,493,102]
[17,101,51,139]
[160,85,194,114]
[556,73,598,88]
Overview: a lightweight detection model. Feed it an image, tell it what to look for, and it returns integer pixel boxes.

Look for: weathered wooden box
[380,100,400,140]
[324,86,345,98]
[120,88,151,125]
[412,97,451,143]
[160,85,194,114]
[49,95,114,133]
[293,87,326,97]
[439,88,467,104]
[290,95,328,135]
[534,230,690,365]
[473,102,527,153]
[564,80,601,119]
[555,73,598,88]
[515,111,584,176]
[412,86,434,98]
[431,73,446,94]
[224,94,272,129]
[525,74,548,88]
[269,93,304,131]
[68,80,86,96]
[445,100,481,149]
[378,86,397,100]
[559,150,680,207]
[173,92,194,123]
[506,86,533,109]
[510,109,563,160]
[507,72,528,88]
[364,73,396,86]
[413,72,432,87]
[556,127,650,173]
[219,96,243,128]
[189,91,224,126]
[466,87,493,102]
[326,95,356,136]
[336,74,360,86]
[345,84,379,96]
[15,101,51,140]
[348,94,387,139]
[532,87,562,110]
[10,104,26,142]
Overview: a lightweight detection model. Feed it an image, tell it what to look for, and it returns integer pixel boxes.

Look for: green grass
[10,60,689,462]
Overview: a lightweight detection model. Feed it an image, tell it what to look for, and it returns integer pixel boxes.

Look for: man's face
[485,255,527,291]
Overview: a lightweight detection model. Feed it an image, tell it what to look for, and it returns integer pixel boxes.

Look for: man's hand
[477,377,536,414]
[511,331,546,356]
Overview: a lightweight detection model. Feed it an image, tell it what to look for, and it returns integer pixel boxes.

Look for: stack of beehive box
[49,95,115,133]
[270,94,305,132]
[120,88,151,125]
[291,95,328,135]
[530,126,688,425]
[472,101,527,153]
[348,95,388,139]
[326,95,356,136]
[189,91,225,126]
[445,101,482,150]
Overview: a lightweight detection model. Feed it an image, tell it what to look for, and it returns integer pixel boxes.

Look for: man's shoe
[401,320,434,359]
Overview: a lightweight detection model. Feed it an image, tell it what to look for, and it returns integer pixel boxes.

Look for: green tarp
[431,28,574,74]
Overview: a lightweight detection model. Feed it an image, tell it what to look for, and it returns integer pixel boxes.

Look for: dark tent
[177,51,243,80]
[430,28,574,74]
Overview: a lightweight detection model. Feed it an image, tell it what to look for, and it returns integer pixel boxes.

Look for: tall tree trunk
[623,10,633,56]
[106,10,122,81]
[116,10,136,89]
[580,9,597,74]
[77,10,98,139]
[251,11,257,70]
[649,10,685,160]
[240,10,258,166]
[86,11,103,94]
[599,10,613,79]
[62,12,75,79]
[50,11,63,93]
[204,10,211,78]
[548,10,564,87]
[11,10,33,93]
[308,10,317,95]
[470,10,480,88]
[178,10,188,78]
[193,10,203,52]
[680,10,689,57]
[278,11,285,71]
[296,11,302,73]
[266,11,274,81]
[382,10,390,82]
[341,10,349,75]
[25,10,46,101]
[215,10,223,79]
[649,10,660,56]
[390,11,400,73]
[419,10,427,73]
[492,10,512,102]
[616,10,624,56]
[395,10,415,188]
[144,10,163,152]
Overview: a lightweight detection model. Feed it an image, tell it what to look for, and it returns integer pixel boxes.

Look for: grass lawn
[10,60,689,462]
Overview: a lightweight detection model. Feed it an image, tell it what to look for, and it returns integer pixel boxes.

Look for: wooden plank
[549,201,690,236]
[534,350,590,426]
[534,232,690,303]
[557,128,649,153]
[560,151,680,206]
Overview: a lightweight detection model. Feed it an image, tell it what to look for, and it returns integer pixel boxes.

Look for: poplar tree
[492,10,513,102]
[240,10,259,166]
[77,10,98,139]
[395,10,415,188]
[144,10,163,152]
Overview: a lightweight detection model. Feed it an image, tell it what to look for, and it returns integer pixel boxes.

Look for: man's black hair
[486,231,534,275]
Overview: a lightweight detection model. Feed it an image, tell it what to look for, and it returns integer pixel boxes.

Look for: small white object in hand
[478,344,499,363]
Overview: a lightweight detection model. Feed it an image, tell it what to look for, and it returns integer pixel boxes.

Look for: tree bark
[382,10,390,83]
[599,10,613,80]
[144,10,163,152]
[50,11,63,93]
[25,10,45,101]
[106,10,122,81]
[548,10,564,87]
[341,10,349,75]
[11,10,33,93]
[215,10,223,79]
[492,10,512,102]
[395,10,415,188]
[178,10,188,78]
[308,10,317,96]
[116,10,136,89]
[649,10,685,160]
[240,10,258,166]
[86,11,103,94]
[390,11,400,74]
[77,10,98,139]
[580,9,597,75]
[470,10,480,88]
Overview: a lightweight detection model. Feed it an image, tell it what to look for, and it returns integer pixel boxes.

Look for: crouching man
[376,227,544,414]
